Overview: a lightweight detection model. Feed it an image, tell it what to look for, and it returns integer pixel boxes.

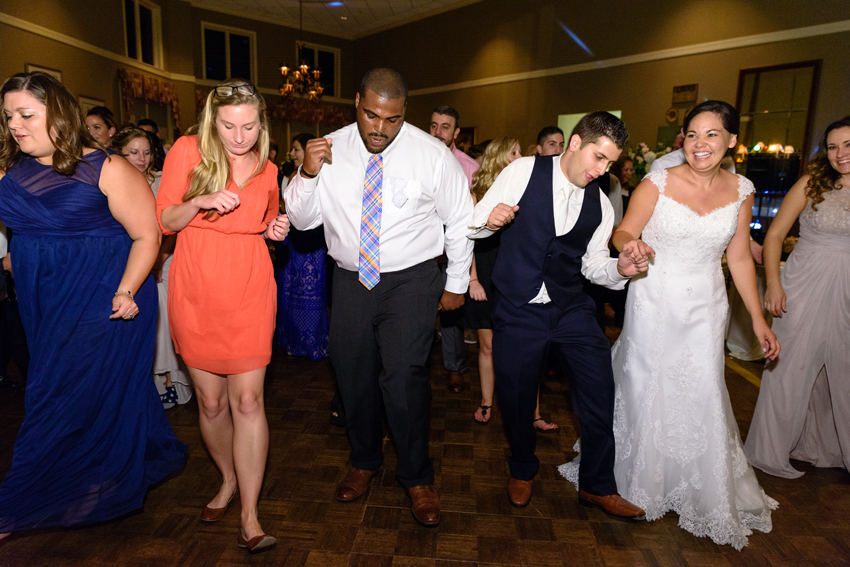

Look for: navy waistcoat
[491,155,602,310]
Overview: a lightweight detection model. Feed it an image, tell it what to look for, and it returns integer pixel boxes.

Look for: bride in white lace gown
[559,102,780,550]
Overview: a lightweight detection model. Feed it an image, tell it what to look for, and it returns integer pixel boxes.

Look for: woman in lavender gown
[745,116,850,478]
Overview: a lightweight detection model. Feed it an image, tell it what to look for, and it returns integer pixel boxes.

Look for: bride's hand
[764,283,786,317]
[618,239,655,275]
[623,239,656,264]
[753,319,780,360]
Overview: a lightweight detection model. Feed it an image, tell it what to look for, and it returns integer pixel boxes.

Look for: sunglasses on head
[214,85,256,97]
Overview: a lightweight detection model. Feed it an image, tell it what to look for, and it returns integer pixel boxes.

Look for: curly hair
[470,137,519,202]
[112,125,156,184]
[0,72,105,176]
[805,115,850,210]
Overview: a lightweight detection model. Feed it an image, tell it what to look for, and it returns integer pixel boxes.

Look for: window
[124,0,162,67]
[299,42,341,98]
[202,23,256,83]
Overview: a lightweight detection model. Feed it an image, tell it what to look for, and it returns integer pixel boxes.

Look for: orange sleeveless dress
[156,136,279,374]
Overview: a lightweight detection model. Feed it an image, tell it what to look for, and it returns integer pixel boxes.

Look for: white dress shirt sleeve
[435,153,475,294]
[581,190,629,289]
[283,167,322,231]
[468,158,533,239]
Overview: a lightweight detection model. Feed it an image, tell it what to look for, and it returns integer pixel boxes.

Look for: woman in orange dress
[157,80,289,553]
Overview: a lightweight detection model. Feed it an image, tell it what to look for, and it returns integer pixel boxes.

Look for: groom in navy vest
[469,112,647,519]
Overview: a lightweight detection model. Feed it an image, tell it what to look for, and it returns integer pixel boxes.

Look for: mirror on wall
[735,60,821,166]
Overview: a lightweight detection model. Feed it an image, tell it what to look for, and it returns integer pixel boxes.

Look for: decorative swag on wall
[194,88,353,127]
[118,69,181,130]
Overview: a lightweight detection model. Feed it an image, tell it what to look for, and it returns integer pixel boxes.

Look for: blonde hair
[183,79,270,220]
[470,137,519,202]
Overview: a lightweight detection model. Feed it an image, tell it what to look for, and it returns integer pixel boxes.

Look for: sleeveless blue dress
[0,152,186,533]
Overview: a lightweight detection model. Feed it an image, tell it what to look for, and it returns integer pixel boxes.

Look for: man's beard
[358,129,398,154]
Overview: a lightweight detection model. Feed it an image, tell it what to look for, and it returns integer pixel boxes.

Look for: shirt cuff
[607,260,630,289]
[298,166,320,192]
[444,273,469,295]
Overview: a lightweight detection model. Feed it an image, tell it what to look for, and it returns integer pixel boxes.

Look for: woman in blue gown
[0,72,186,537]
[276,133,329,361]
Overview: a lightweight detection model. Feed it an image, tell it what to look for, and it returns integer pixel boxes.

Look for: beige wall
[352,0,850,151]
[2,0,848,152]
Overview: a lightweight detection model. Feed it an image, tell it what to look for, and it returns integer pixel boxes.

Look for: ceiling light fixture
[279,0,323,101]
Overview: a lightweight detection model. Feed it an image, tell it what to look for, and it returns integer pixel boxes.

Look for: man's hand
[616,239,655,276]
[486,203,519,230]
[302,137,333,178]
[438,290,465,311]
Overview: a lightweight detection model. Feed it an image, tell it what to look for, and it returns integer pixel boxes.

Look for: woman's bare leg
[188,366,238,509]
[227,368,269,540]
[533,387,558,430]
[475,329,495,423]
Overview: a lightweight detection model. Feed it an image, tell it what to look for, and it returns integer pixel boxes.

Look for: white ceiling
[189,0,485,40]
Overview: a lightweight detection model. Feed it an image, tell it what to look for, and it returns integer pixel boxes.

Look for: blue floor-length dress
[0,151,186,533]
[275,226,329,361]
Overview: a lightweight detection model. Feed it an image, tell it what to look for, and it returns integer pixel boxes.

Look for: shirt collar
[357,121,407,163]
[552,154,586,197]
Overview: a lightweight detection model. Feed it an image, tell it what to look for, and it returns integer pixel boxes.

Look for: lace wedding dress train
[559,169,777,550]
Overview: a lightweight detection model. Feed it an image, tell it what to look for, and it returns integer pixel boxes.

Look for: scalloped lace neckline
[658,193,740,218]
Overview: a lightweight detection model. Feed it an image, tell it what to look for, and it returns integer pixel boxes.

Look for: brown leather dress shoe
[200,489,238,522]
[407,485,440,526]
[507,478,533,507]
[448,371,465,393]
[578,490,646,520]
[237,530,276,553]
[336,468,381,502]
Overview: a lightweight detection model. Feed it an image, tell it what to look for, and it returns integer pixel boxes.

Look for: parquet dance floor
[1,326,849,566]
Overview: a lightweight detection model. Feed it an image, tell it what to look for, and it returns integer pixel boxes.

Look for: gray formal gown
[560,169,777,550]
[744,186,850,478]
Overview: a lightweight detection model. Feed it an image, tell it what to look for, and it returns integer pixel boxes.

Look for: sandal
[533,417,558,431]
[161,385,178,409]
[474,405,492,424]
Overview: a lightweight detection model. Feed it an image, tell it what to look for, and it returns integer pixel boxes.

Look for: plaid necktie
[358,154,383,289]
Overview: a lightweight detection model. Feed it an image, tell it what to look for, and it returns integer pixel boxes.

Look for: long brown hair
[183,79,269,220]
[0,72,104,175]
[112,125,156,184]
[805,115,850,210]
[470,137,519,202]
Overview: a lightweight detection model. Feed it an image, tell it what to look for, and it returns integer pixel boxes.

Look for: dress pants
[492,289,618,496]
[438,263,466,373]
[330,260,444,487]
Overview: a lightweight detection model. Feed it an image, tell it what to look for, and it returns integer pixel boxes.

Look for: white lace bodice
[642,169,754,268]
[800,187,850,237]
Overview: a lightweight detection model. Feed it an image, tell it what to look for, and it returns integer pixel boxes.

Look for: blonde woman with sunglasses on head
[157,80,289,553]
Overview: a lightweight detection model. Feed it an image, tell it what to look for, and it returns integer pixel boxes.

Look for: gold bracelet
[114,289,134,299]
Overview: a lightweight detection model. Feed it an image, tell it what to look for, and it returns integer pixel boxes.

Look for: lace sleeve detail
[645,169,668,194]
[736,175,755,202]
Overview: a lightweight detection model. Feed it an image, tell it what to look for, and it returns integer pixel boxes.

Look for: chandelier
[279,0,323,102]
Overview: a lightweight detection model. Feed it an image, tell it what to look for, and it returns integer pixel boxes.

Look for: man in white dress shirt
[285,69,473,527]
[469,112,646,519]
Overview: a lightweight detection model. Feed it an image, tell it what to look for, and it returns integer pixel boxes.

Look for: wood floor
[1,324,849,566]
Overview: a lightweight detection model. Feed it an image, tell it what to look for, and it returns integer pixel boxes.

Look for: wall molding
[0,10,355,103]
[4,10,848,101]
[409,20,850,96]
[0,11,196,83]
